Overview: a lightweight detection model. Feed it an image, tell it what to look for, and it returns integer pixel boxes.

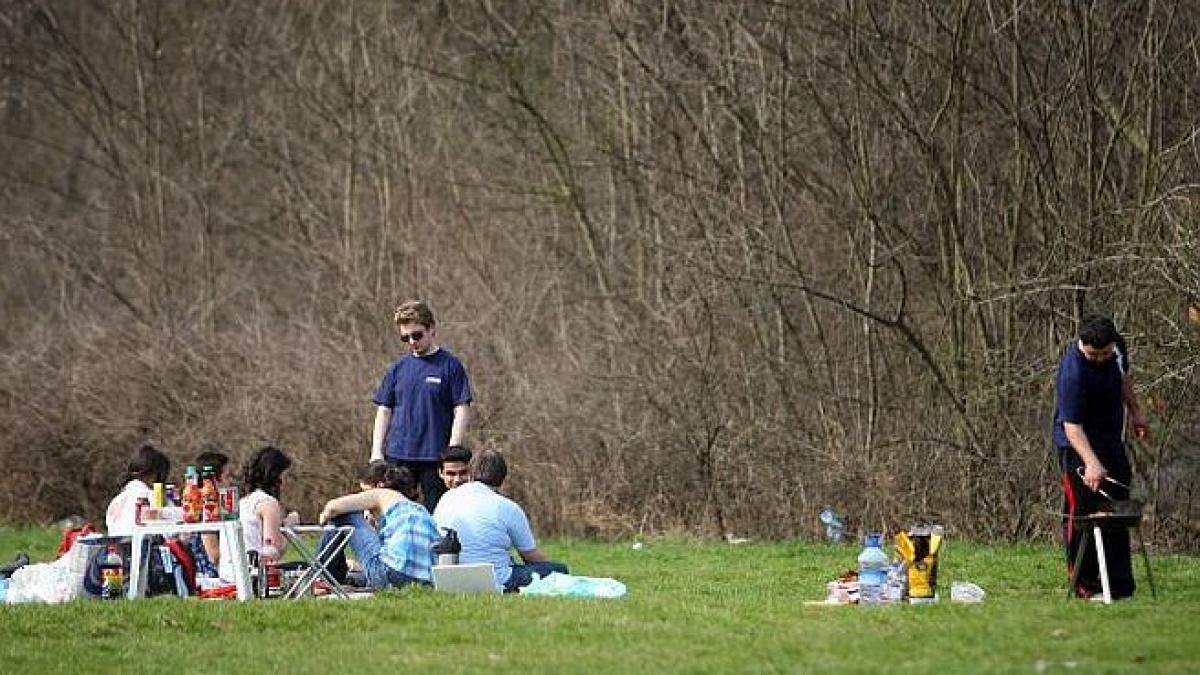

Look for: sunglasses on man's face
[399,330,425,343]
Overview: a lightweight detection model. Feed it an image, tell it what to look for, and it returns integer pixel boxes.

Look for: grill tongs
[1074,467,1143,526]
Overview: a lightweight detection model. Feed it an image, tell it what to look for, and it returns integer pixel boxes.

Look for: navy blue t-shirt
[1052,340,1126,453]
[373,348,472,462]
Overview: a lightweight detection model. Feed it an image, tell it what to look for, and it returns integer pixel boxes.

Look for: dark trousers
[1058,446,1135,599]
[505,560,570,593]
[388,459,445,512]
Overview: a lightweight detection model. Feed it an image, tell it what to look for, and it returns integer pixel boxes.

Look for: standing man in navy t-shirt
[371,300,472,511]
[1052,315,1146,599]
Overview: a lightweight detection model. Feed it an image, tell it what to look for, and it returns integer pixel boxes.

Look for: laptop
[432,563,500,594]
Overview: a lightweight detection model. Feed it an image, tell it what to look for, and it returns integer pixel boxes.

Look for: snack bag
[894,525,943,600]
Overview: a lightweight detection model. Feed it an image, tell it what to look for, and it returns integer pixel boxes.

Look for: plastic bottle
[200,466,219,522]
[182,466,202,524]
[857,533,889,606]
[819,507,845,543]
[432,528,461,566]
[99,545,124,600]
[884,560,907,603]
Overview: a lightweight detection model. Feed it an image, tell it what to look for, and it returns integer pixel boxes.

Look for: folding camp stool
[281,525,353,599]
[1066,511,1157,605]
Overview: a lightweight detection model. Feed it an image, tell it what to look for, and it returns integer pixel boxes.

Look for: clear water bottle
[857,533,889,605]
[819,507,845,543]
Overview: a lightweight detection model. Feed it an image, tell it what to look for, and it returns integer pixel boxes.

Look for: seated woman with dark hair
[218,446,298,580]
[317,461,439,589]
[106,444,171,536]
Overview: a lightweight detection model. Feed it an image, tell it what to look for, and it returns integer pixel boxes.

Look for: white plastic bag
[518,572,627,598]
[950,581,986,603]
[7,560,76,604]
[5,539,93,604]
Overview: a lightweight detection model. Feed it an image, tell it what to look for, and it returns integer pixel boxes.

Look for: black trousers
[1057,445,1135,599]
[388,459,445,512]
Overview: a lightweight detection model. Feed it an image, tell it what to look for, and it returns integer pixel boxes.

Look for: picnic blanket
[518,572,627,599]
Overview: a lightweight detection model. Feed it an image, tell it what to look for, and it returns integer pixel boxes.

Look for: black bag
[82,535,196,598]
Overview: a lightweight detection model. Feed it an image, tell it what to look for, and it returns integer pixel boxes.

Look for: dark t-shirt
[373,348,472,462]
[1052,339,1125,453]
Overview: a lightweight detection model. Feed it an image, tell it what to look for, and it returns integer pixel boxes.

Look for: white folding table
[127,520,253,601]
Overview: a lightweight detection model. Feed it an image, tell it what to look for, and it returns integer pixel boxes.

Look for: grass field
[3,527,1199,674]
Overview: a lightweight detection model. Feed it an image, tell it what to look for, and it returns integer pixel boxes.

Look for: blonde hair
[393,300,435,328]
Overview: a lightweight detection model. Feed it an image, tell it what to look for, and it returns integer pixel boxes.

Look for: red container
[219,486,239,520]
[134,497,149,525]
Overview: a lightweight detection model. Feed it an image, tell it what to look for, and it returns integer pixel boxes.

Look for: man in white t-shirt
[433,449,567,592]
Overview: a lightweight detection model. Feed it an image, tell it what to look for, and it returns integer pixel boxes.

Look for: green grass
[3,528,1199,674]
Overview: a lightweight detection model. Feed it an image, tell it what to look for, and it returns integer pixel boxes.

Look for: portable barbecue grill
[1067,471,1158,604]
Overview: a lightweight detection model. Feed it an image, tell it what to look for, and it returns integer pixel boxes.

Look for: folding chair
[281,525,354,599]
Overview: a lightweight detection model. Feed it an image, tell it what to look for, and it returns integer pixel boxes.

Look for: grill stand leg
[1094,525,1112,605]
[1068,526,1091,600]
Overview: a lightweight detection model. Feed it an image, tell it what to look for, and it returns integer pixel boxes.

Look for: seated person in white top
[218,445,299,580]
[106,444,171,536]
[433,449,568,592]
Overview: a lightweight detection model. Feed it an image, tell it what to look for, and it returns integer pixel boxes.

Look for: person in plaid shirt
[317,462,438,588]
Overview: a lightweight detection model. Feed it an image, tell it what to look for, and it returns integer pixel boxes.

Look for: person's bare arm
[319,490,385,524]
[1122,374,1150,440]
[201,532,220,563]
[449,403,470,447]
[258,498,287,558]
[1064,422,1107,492]
[371,406,392,462]
[517,547,549,564]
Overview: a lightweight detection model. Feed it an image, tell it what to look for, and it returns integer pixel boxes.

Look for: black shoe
[0,551,30,578]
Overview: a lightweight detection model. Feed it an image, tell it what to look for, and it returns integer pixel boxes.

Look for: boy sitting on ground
[433,449,567,592]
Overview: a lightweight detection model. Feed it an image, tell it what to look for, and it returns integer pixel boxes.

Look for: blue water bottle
[819,507,845,543]
[857,533,889,605]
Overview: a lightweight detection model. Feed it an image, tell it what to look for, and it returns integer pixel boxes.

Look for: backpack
[79,535,197,598]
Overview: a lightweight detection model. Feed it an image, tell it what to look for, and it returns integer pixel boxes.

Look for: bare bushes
[1,1,1198,549]
[0,312,366,522]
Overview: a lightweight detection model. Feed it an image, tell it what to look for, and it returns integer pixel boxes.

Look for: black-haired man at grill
[1053,315,1144,600]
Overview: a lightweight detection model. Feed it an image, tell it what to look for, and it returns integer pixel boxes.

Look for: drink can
[220,486,239,520]
[152,483,165,508]
[266,559,282,597]
[258,554,281,598]
[135,497,149,525]
[165,484,179,506]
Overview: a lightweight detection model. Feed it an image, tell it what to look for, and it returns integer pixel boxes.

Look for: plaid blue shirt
[378,499,439,582]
